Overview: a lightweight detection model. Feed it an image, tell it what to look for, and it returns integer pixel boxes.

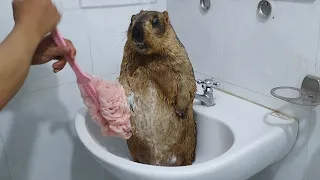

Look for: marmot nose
[132,25,144,42]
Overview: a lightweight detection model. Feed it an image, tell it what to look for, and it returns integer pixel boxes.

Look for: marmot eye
[152,18,160,27]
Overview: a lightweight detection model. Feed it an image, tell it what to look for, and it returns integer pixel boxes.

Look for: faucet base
[201,101,215,107]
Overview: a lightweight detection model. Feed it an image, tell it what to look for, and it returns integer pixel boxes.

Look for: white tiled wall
[79,0,157,8]
[0,0,166,180]
[0,136,10,180]
[167,0,320,180]
[4,0,320,179]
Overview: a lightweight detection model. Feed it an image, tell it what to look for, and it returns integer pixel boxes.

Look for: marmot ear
[163,11,170,24]
[131,14,136,21]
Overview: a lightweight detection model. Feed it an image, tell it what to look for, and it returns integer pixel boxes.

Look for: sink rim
[75,89,299,178]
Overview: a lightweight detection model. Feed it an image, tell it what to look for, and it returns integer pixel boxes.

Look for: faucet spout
[195,78,219,107]
[195,93,215,107]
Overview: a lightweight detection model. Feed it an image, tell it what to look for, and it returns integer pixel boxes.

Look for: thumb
[12,0,22,21]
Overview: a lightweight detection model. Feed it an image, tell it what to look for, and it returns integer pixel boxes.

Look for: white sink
[75,88,298,180]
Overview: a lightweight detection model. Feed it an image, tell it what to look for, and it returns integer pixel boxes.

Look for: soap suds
[132,83,177,163]
[128,92,135,112]
[168,155,177,164]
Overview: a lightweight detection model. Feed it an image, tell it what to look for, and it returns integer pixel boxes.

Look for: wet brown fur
[118,10,197,166]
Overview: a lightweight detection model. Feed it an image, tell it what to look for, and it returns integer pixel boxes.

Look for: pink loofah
[51,29,131,139]
[78,76,132,139]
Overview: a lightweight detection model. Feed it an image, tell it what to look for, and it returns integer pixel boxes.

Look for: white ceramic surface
[75,88,298,180]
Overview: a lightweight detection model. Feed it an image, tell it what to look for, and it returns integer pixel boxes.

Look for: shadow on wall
[305,107,320,180]
[249,103,315,180]
[306,146,320,180]
[0,66,104,180]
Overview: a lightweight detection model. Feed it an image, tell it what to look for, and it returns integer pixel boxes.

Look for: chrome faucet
[195,78,220,107]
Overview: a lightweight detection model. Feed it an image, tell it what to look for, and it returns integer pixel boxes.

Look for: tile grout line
[17,82,77,96]
[313,21,320,76]
[302,110,313,180]
[0,131,12,180]
[17,72,122,96]
[83,9,95,75]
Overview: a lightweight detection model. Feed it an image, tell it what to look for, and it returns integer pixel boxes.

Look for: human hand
[12,0,61,39]
[32,34,77,73]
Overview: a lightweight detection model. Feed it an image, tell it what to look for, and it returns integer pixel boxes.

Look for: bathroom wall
[167,0,320,180]
[0,0,166,180]
[2,0,318,179]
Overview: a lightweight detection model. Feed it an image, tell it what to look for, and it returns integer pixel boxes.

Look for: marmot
[118,10,197,166]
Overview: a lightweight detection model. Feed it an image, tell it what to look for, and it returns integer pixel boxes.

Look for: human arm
[0,0,74,110]
[0,25,42,109]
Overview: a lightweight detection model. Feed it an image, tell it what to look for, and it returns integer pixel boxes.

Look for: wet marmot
[118,10,197,166]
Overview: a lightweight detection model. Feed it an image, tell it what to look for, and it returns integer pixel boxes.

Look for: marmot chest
[125,70,180,142]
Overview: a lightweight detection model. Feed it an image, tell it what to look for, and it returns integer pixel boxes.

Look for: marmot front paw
[175,108,187,119]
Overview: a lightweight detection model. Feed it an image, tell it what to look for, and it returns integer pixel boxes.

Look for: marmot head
[127,10,174,55]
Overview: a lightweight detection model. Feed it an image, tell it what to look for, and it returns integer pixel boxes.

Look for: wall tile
[20,10,92,94]
[53,0,80,11]
[87,1,167,77]
[80,0,157,8]
[0,0,14,42]
[222,0,318,97]
[169,0,318,98]
[167,0,225,80]
[0,83,104,180]
[102,73,120,81]
[305,107,320,180]
[0,134,10,180]
[61,0,80,10]
[145,0,167,11]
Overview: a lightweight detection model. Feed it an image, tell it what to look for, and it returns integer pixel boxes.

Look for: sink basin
[82,105,234,165]
[75,88,298,180]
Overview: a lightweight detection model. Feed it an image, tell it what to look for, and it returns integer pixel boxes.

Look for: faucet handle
[197,78,220,89]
